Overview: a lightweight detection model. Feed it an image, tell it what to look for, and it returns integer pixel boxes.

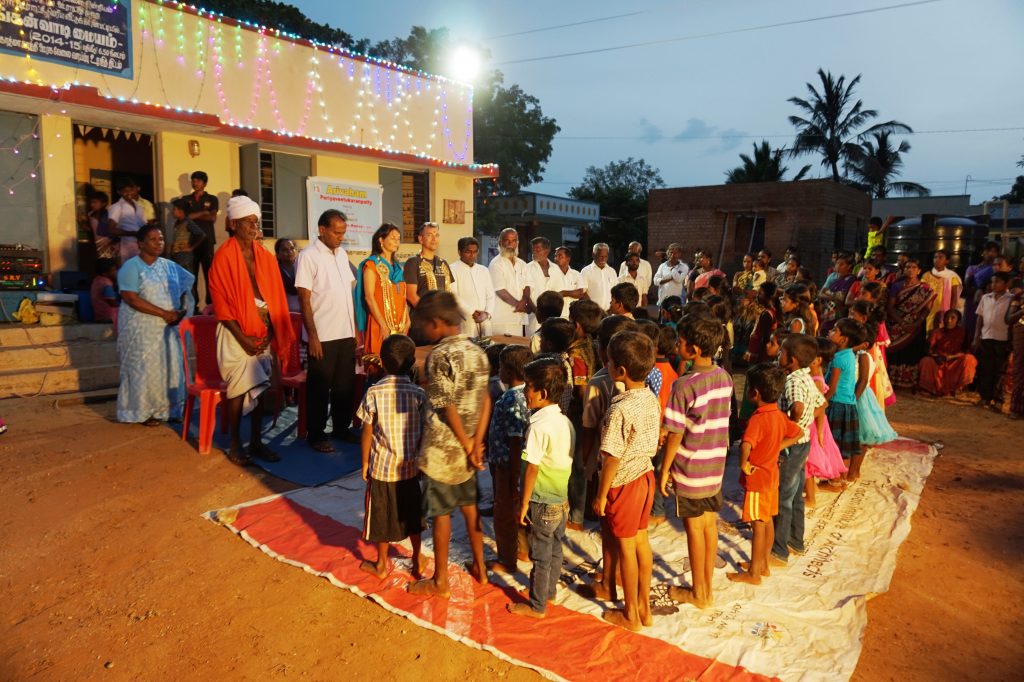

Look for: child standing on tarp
[660,316,733,609]
[507,358,575,619]
[357,334,427,580]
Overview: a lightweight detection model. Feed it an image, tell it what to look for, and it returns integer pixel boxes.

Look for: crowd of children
[349,253,915,632]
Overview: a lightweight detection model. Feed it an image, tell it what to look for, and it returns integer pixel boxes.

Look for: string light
[0,0,497,175]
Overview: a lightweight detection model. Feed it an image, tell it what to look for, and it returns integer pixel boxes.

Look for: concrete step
[0,341,119,371]
[0,323,115,349]
[0,364,120,400]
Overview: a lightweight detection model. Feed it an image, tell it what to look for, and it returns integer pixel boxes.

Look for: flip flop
[310,439,334,453]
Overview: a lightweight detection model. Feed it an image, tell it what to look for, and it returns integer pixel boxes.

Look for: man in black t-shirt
[182,170,219,307]
[403,222,454,343]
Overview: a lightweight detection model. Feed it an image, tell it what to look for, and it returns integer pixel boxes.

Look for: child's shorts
[605,471,655,539]
[422,473,478,518]
[364,477,424,543]
[675,490,723,519]
[827,401,860,459]
[741,488,778,523]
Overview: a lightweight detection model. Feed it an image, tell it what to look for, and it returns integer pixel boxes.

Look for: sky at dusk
[291,0,1024,203]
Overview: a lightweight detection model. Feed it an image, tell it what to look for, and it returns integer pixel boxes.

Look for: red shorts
[742,488,778,523]
[604,471,655,538]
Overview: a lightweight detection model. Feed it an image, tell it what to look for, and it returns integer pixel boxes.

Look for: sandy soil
[1,389,1022,681]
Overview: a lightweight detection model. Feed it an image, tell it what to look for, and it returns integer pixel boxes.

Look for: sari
[355,254,407,358]
[917,326,977,396]
[116,257,195,423]
[818,274,856,334]
[886,281,936,387]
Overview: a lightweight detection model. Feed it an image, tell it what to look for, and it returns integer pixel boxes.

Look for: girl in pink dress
[805,339,848,507]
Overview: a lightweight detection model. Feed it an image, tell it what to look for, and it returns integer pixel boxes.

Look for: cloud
[673,117,749,155]
[638,117,663,144]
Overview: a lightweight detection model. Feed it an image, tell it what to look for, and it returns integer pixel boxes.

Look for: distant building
[648,180,870,279]
[479,192,600,263]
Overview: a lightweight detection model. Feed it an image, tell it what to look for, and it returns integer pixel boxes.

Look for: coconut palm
[725,141,810,183]
[788,68,912,182]
[845,131,930,198]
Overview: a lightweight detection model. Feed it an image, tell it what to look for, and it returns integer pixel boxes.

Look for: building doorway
[73,125,155,274]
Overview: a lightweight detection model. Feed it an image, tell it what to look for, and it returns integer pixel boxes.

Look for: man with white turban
[208,195,295,465]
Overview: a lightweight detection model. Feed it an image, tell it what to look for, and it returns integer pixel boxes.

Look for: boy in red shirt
[728,363,801,586]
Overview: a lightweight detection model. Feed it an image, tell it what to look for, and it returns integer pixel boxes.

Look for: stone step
[0,323,115,349]
[0,364,120,400]
[0,341,119,371]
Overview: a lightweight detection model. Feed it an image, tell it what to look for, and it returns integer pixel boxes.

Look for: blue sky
[291,0,1024,203]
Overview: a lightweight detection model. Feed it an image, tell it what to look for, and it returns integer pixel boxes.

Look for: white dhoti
[216,323,273,415]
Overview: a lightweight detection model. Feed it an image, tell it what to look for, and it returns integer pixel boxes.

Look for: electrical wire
[496,0,944,65]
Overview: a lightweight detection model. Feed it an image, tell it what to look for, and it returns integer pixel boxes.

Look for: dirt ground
[1,389,1022,681]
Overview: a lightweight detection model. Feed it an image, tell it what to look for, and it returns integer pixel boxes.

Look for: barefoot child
[576,315,638,594]
[488,345,534,573]
[660,316,733,609]
[772,335,824,565]
[407,291,492,598]
[508,358,575,618]
[595,331,661,630]
[358,334,428,579]
[826,319,865,484]
[728,364,801,585]
[804,339,847,508]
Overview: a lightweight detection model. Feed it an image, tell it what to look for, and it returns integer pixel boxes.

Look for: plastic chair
[275,311,308,439]
[179,315,227,455]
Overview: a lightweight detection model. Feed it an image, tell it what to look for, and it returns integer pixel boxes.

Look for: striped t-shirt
[663,364,734,499]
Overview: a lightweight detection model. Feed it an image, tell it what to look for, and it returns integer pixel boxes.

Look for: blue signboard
[0,0,133,79]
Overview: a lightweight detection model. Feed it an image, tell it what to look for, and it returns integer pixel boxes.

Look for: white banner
[306,177,383,252]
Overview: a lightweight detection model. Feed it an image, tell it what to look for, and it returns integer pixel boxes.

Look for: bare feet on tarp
[507,602,545,619]
[668,585,711,609]
[602,608,642,631]
[407,578,450,599]
[359,560,389,579]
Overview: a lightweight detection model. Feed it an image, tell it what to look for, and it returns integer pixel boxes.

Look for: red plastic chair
[179,315,227,455]
[275,311,308,439]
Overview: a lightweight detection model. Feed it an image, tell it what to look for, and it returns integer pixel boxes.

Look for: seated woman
[917,309,978,397]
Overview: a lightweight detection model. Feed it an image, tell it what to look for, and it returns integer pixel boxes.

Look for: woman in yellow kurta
[355,223,409,362]
[920,250,962,334]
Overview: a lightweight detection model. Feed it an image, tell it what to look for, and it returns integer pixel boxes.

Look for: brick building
[648,180,871,280]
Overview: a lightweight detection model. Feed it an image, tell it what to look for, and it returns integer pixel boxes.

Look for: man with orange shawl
[208,195,295,465]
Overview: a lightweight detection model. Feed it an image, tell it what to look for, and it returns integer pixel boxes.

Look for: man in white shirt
[654,243,689,304]
[553,246,587,318]
[296,209,357,453]
[489,228,531,336]
[450,236,495,337]
[580,242,618,312]
[973,271,1013,410]
[107,178,148,262]
[618,252,651,307]
[525,236,564,334]
[617,241,653,305]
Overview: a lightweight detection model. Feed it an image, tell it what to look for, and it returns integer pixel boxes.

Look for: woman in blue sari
[117,224,194,425]
[355,222,409,363]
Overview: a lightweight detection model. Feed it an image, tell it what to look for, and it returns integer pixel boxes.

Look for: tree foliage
[844,131,929,198]
[997,176,1024,203]
[197,0,361,48]
[788,69,912,183]
[568,158,665,257]
[725,141,810,183]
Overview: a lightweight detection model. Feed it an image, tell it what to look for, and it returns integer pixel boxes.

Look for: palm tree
[725,141,810,183]
[845,131,930,198]
[788,68,912,182]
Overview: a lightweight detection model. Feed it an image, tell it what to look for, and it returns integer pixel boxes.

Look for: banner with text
[0,0,133,78]
[306,177,383,253]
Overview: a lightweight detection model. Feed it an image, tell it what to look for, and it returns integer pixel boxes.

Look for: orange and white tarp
[206,438,935,681]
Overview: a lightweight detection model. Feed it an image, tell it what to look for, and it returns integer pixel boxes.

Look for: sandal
[143,417,162,427]
[310,439,334,454]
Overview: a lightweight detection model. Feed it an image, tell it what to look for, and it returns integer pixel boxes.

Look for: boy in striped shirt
[659,316,733,609]
[357,334,428,580]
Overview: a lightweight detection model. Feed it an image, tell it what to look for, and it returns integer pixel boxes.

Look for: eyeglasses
[422,222,438,228]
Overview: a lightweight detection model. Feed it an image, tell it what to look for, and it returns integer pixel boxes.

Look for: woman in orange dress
[355,223,409,364]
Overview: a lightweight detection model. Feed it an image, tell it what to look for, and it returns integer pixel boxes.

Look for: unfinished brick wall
[648,180,871,280]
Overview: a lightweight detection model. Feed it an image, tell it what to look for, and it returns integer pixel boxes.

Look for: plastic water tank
[886,215,988,272]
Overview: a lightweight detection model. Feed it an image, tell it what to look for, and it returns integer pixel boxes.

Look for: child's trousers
[528,500,568,613]
[492,464,528,567]
[976,339,1011,403]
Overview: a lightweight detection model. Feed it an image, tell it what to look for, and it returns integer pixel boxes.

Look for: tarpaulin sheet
[205,438,935,681]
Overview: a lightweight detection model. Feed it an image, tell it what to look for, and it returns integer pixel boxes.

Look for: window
[239,145,310,239]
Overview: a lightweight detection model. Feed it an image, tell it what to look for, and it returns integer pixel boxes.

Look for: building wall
[432,171,474,264]
[155,131,240,243]
[648,180,871,280]
[40,115,76,273]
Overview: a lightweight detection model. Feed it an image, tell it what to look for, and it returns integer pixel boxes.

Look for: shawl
[926,268,959,315]
[887,282,936,352]
[354,254,404,332]
[208,237,295,370]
